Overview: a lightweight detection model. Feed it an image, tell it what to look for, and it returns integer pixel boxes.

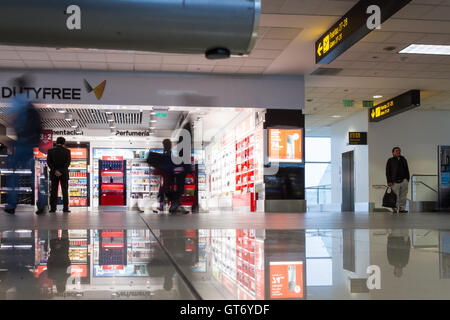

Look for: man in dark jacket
[47,137,71,213]
[387,229,411,278]
[386,147,410,214]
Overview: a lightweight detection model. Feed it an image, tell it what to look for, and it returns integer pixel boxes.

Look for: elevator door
[342,151,355,212]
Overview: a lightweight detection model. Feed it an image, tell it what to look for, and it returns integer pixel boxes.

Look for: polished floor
[1,207,450,300]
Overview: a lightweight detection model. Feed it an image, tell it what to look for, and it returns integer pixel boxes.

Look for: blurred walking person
[47,137,71,213]
[3,75,43,215]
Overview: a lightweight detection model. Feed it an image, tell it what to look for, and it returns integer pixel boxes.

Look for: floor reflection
[0,229,195,300]
[1,228,450,300]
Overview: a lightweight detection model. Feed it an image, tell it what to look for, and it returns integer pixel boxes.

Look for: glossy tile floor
[1,207,450,300]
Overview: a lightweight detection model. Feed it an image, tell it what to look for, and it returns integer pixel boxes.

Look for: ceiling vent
[310,68,343,76]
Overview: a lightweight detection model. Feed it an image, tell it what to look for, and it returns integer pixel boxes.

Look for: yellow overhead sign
[369,90,420,122]
[317,18,348,58]
[315,0,413,64]
[370,100,394,120]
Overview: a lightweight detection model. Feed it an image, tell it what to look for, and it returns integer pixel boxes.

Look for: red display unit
[99,157,126,206]
[176,158,198,210]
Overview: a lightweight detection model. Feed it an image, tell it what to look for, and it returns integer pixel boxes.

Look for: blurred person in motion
[47,137,71,213]
[148,138,188,214]
[3,75,44,215]
[46,230,71,295]
[387,229,411,278]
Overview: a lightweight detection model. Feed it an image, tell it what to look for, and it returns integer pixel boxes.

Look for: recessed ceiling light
[373,95,383,99]
[399,44,450,55]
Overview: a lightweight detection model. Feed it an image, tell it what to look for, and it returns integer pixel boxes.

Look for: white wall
[368,110,450,208]
[330,111,369,210]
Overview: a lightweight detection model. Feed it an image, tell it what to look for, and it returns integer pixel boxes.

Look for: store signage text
[369,90,420,122]
[115,130,151,137]
[315,0,412,64]
[53,129,84,136]
[1,86,81,100]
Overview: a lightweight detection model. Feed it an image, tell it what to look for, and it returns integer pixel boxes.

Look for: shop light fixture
[65,113,73,121]
[399,44,450,55]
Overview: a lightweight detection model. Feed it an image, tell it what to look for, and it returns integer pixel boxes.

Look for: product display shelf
[235,133,255,195]
[210,229,237,297]
[236,229,256,299]
[130,160,160,202]
[0,155,35,206]
[69,230,88,265]
[128,230,153,263]
[68,159,88,207]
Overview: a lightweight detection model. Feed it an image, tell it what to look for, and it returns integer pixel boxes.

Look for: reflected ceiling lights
[65,113,73,121]
[399,44,450,55]
[58,109,66,114]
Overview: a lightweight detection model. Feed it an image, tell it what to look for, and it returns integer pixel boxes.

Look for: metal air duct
[0,0,261,58]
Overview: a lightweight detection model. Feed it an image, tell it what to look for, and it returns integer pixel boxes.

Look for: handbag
[382,187,397,208]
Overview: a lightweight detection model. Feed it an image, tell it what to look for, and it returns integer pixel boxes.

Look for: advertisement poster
[268,129,303,163]
[69,147,88,159]
[269,261,304,299]
[34,129,53,158]
[93,264,149,277]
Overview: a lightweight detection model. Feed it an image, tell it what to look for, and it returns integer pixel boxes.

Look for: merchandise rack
[66,144,90,207]
[0,155,35,206]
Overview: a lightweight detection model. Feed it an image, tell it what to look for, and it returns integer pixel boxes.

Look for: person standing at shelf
[3,75,43,215]
[47,137,71,213]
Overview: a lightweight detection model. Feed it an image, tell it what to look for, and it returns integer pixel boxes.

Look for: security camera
[205,48,230,60]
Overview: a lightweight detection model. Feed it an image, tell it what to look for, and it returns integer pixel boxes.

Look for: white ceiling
[0,0,450,137]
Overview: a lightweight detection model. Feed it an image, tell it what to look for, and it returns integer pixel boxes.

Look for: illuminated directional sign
[349,132,367,145]
[369,90,420,122]
[315,0,412,64]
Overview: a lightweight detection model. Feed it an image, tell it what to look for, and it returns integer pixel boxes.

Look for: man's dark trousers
[50,173,69,211]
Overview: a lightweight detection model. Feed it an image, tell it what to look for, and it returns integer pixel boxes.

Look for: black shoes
[36,207,46,215]
[4,208,15,214]
[63,209,71,213]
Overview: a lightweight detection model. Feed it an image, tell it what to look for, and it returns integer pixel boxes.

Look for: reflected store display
[2,228,450,300]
